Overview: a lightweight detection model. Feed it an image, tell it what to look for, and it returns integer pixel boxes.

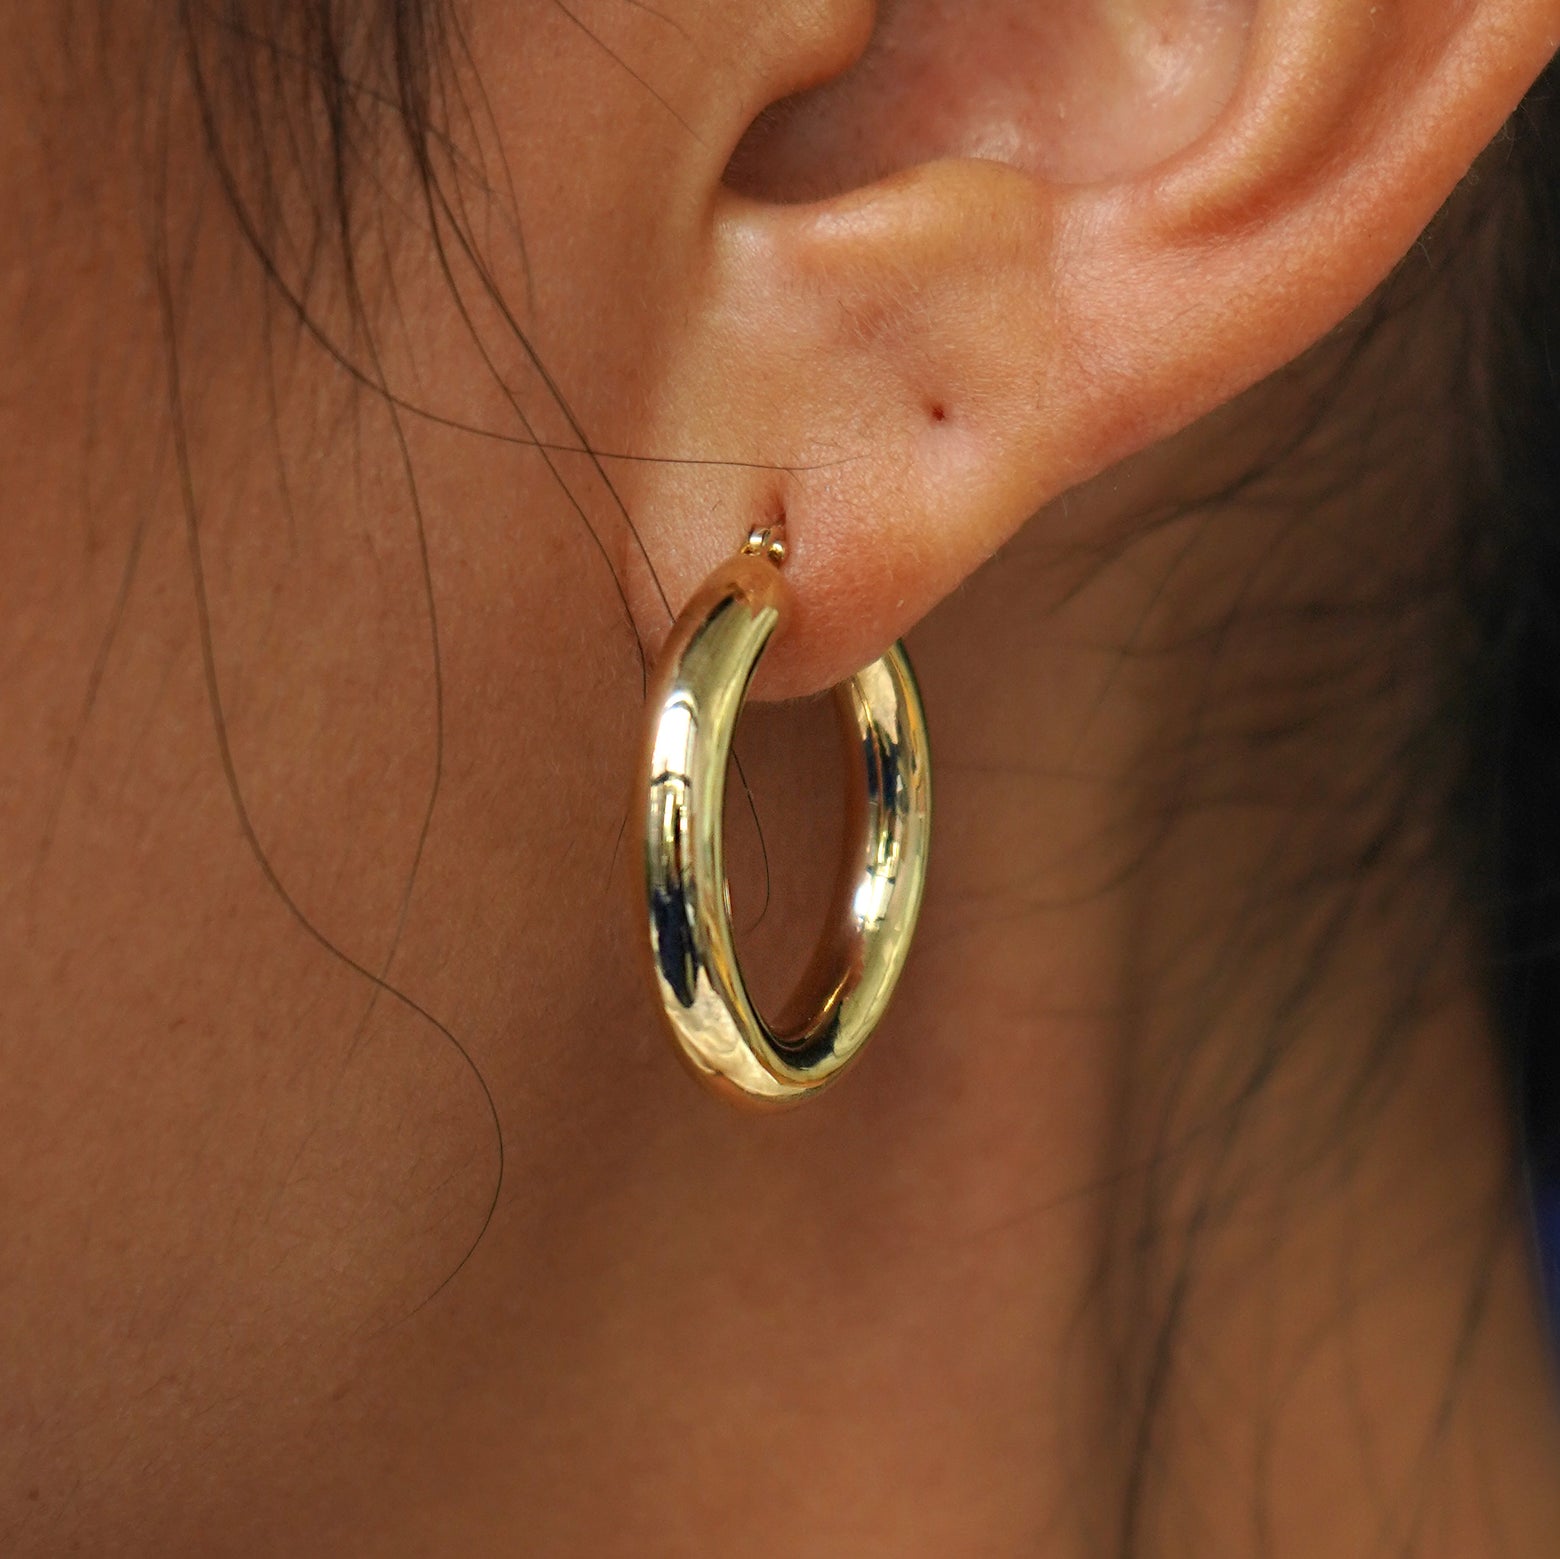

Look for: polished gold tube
[638,544,932,1107]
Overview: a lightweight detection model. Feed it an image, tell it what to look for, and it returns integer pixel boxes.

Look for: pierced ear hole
[927,402,948,424]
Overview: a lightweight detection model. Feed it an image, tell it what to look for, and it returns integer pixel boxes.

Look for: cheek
[0,415,649,1546]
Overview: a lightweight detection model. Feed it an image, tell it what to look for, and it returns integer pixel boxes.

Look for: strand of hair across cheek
[162,0,829,1315]
[160,13,502,1319]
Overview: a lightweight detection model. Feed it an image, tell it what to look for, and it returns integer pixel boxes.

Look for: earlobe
[622,0,1560,700]
[627,157,1066,699]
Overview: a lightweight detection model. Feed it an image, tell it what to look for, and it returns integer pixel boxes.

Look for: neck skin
[454,394,1560,1559]
[264,318,1560,1556]
[5,43,1560,1559]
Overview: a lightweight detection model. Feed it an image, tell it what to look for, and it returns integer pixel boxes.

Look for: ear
[619,0,1560,698]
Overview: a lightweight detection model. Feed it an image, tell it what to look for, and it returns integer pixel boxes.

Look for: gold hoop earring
[638,525,932,1107]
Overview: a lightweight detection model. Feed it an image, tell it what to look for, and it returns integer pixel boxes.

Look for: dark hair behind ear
[1460,61,1560,1248]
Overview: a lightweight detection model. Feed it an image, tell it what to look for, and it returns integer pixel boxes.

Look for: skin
[4,0,1560,1553]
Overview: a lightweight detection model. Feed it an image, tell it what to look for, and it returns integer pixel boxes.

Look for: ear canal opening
[723,0,1253,205]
